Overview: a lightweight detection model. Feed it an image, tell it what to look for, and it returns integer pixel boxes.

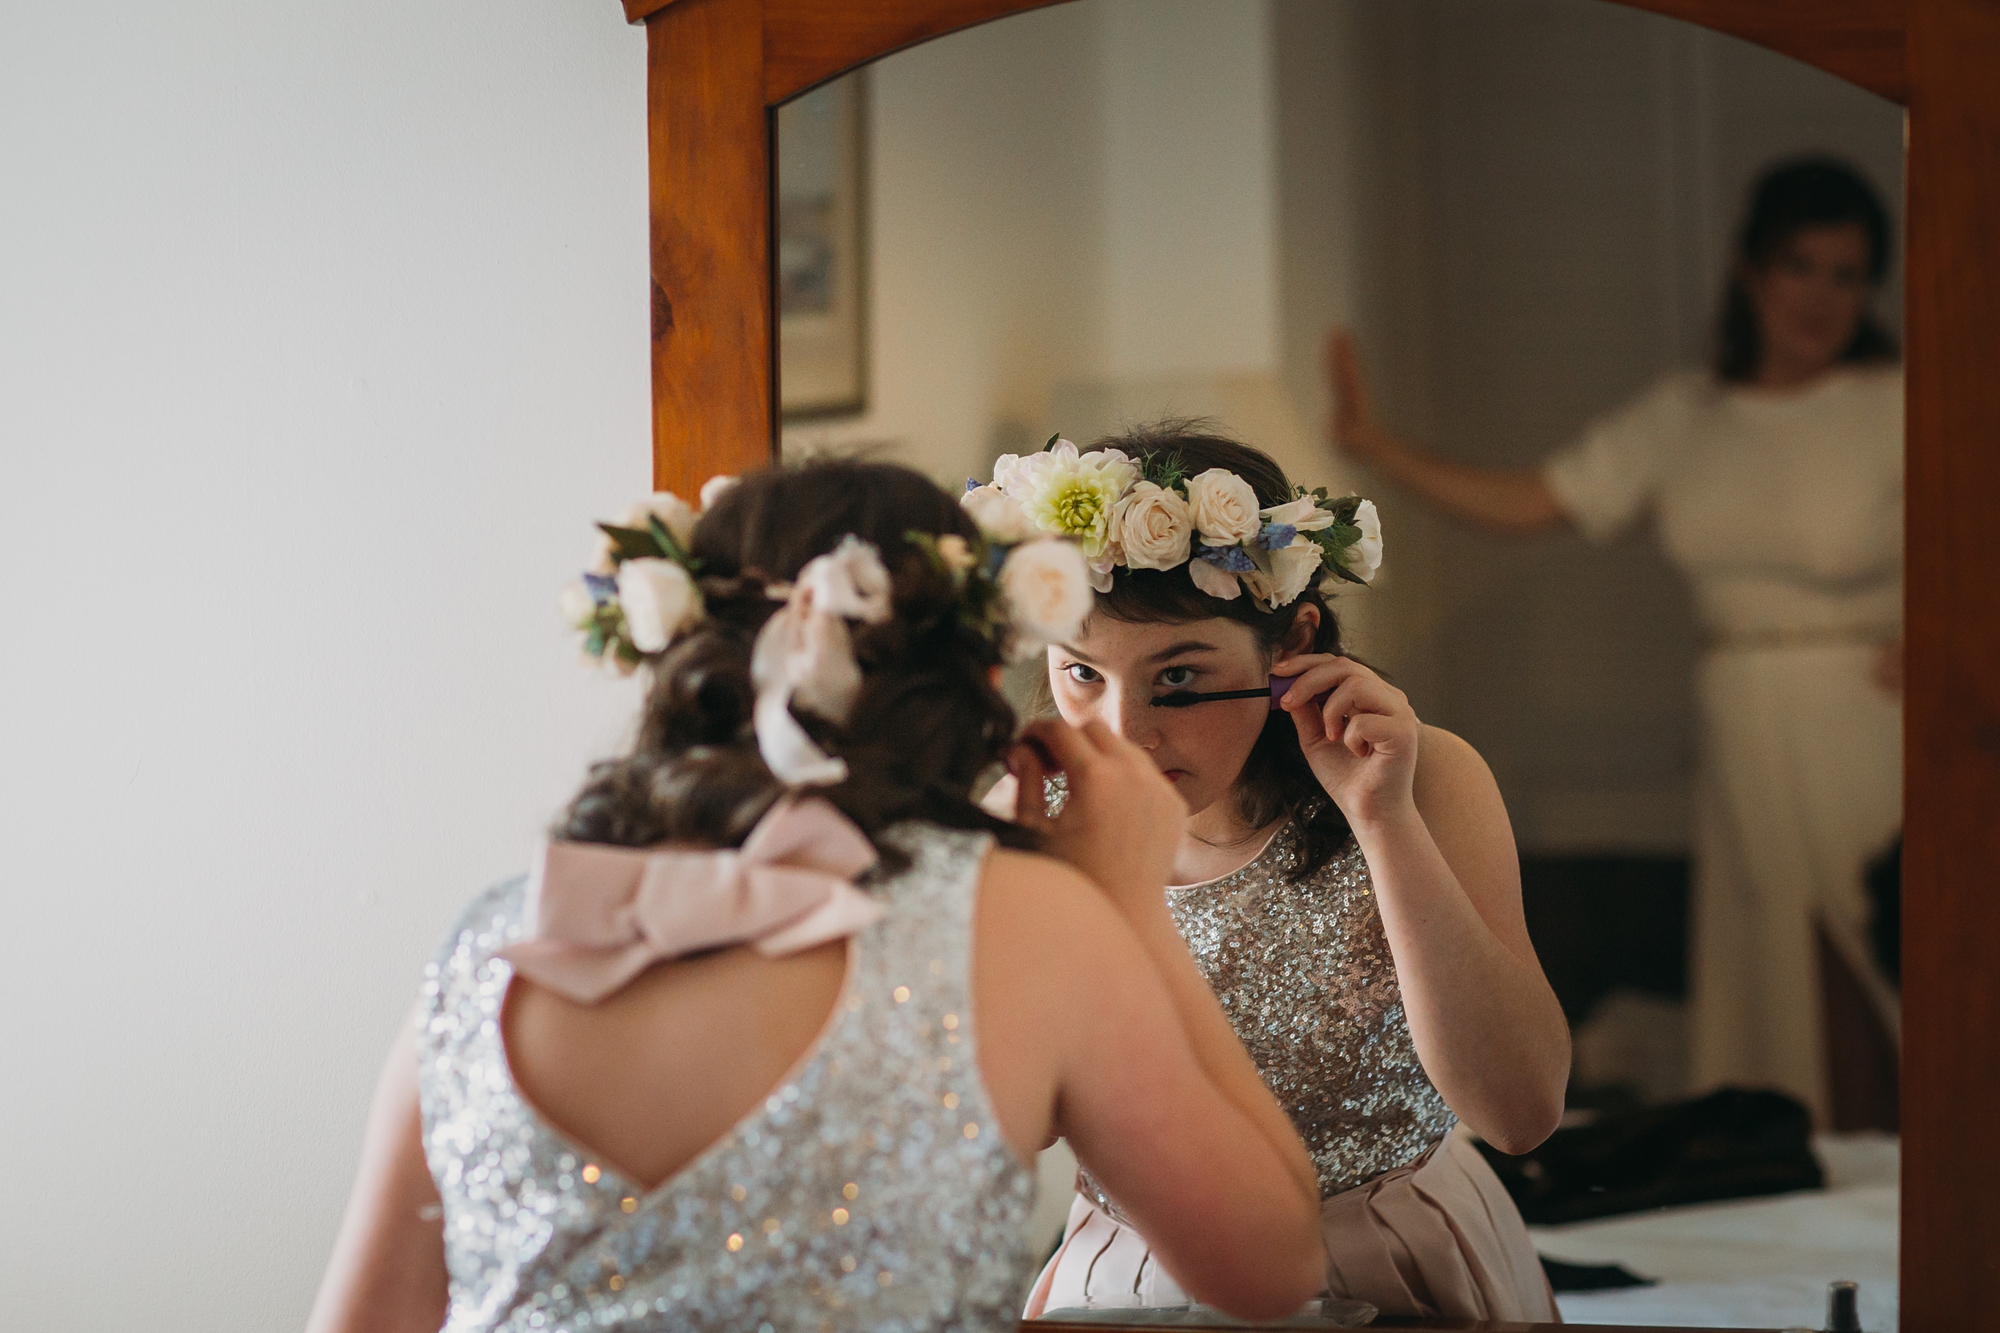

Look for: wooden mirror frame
[619,1,1996,1327]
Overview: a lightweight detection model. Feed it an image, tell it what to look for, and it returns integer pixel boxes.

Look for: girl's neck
[1173,797,1286,886]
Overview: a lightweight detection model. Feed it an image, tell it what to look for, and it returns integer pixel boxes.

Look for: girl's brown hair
[557,460,1035,861]
[1085,420,1354,880]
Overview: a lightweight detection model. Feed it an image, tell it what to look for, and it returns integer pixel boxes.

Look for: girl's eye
[1160,666,1196,688]
[1064,663,1102,685]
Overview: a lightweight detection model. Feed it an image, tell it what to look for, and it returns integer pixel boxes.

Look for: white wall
[783,4,1109,487]
[0,5,650,1326]
[1101,0,1280,378]
[784,0,1297,485]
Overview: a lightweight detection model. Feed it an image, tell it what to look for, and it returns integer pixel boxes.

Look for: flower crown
[562,475,1094,786]
[961,436,1381,610]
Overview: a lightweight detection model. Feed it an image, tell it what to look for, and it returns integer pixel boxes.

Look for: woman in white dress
[1329,157,1902,1128]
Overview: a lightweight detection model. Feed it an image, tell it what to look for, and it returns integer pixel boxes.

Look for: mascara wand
[1150,678,1333,710]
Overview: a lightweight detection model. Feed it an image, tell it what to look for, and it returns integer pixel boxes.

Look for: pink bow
[496,797,883,1004]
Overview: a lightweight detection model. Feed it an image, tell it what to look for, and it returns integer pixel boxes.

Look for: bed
[1526,1133,1898,1330]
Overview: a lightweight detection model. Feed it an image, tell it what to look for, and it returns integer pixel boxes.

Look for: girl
[305,461,1326,1332]
[973,426,1569,1322]
[1332,157,1903,1128]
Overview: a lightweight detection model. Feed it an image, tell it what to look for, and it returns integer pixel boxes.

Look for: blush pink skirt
[1024,1132,1559,1323]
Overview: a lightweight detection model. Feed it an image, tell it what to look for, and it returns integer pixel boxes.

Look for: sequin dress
[1027,815,1556,1323]
[417,823,1037,1333]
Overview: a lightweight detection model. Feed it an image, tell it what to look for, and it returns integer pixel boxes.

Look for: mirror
[779,2,1904,1327]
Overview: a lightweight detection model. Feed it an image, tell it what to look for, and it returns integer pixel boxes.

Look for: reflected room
[779,2,1904,1326]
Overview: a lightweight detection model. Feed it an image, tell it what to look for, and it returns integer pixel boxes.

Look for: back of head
[559,460,1029,855]
[1717,155,1899,380]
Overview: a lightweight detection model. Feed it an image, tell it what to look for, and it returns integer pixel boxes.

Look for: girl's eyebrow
[1148,640,1223,662]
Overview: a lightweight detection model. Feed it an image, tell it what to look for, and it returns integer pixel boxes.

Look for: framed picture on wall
[776,71,867,419]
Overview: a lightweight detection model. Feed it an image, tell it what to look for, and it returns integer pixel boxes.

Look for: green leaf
[1044,432,1063,451]
[647,515,691,565]
[1141,452,1190,493]
[596,522,665,563]
[584,625,606,655]
[1323,493,1363,525]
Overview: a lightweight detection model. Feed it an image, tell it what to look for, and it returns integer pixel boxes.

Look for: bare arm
[1274,661,1570,1153]
[1328,330,1569,537]
[977,851,1324,1320]
[1011,719,1320,1205]
[1363,728,1570,1152]
[305,1015,449,1333]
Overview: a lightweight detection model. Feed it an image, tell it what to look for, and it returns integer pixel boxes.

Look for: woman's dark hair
[1716,156,1899,382]
[1085,420,1353,881]
[557,460,1035,863]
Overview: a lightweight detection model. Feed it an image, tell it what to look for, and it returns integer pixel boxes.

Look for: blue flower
[966,477,982,492]
[1196,543,1256,573]
[582,572,618,604]
[1255,523,1298,550]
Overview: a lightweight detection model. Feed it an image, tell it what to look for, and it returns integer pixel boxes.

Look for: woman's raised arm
[1328,330,1569,537]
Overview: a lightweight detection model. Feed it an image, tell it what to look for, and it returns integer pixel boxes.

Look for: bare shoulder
[1412,725,1521,897]
[979,847,1128,943]
[1414,724,1503,812]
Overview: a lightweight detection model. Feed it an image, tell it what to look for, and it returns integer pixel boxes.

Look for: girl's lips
[1162,769,1189,784]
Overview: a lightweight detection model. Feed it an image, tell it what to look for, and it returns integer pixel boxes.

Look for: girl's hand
[1007,717,1187,917]
[1272,655,1421,830]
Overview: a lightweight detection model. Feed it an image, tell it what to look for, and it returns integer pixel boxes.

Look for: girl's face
[1746,222,1875,381]
[1049,612,1306,822]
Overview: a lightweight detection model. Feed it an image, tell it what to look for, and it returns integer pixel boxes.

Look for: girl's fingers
[1318,676,1405,728]
[1277,663,1359,711]
[1020,717,1092,774]
[1339,711,1407,759]
[1009,744,1050,832]
[1270,653,1343,679]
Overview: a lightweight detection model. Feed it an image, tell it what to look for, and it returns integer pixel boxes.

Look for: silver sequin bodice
[1080,816,1455,1206]
[416,822,1036,1333]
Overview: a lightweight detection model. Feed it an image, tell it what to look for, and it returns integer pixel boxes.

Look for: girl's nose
[1108,685,1162,750]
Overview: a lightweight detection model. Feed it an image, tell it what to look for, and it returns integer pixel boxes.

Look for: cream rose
[1239,543,1324,609]
[961,484,1036,543]
[698,474,739,511]
[998,538,1094,657]
[623,492,698,548]
[1343,500,1383,583]
[1184,468,1263,544]
[797,534,893,623]
[1113,481,1193,571]
[616,558,703,653]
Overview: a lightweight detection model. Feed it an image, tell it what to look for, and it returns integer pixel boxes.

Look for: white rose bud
[998,538,1094,658]
[934,534,978,575]
[616,558,702,654]
[1344,499,1383,583]
[1240,543,1324,609]
[1259,495,1337,532]
[798,534,893,623]
[1114,481,1193,571]
[558,581,597,630]
[1184,468,1263,544]
[623,492,698,548]
[698,474,739,511]
[961,484,1037,543]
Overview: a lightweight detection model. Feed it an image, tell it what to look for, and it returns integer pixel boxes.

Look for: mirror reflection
[781,2,1904,1328]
